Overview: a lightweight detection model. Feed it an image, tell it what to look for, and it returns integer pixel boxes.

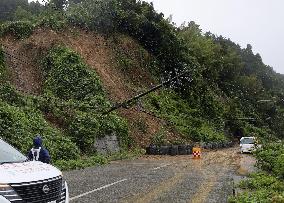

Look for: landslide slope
[0,27,182,148]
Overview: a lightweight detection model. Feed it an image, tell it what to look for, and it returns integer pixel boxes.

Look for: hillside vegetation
[0,0,284,201]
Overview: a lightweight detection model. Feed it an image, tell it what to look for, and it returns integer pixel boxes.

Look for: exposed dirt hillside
[0,27,182,147]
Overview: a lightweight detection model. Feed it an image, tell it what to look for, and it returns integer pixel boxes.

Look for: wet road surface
[64,147,256,203]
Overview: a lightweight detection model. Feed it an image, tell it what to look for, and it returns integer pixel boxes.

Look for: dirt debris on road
[65,147,256,203]
[123,147,241,203]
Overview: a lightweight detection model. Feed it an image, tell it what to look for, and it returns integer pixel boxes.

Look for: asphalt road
[64,147,255,203]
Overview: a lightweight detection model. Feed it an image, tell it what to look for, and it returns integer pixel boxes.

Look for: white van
[0,138,69,203]
[240,137,259,153]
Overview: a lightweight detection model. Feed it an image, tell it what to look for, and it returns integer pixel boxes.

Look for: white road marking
[152,163,171,170]
[69,179,128,201]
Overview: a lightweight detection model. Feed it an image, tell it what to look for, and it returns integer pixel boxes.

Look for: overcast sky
[144,0,284,74]
[29,0,284,74]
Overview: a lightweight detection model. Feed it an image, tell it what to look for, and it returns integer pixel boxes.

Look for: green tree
[13,6,32,21]
[0,0,29,22]
[179,21,223,82]
[48,0,67,10]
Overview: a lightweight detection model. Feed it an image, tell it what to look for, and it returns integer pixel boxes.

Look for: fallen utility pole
[103,71,190,115]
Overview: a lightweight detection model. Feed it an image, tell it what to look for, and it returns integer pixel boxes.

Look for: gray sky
[144,0,284,74]
[29,0,284,74]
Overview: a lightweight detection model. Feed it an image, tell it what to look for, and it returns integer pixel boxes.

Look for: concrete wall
[94,134,120,155]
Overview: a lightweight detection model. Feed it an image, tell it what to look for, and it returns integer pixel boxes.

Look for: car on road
[0,138,69,203]
[240,137,260,153]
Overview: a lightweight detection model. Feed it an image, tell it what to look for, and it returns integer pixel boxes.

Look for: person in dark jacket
[28,136,51,164]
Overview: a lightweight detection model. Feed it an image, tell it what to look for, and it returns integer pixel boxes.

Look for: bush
[54,155,108,171]
[66,0,115,33]
[68,112,99,152]
[36,9,67,31]
[0,84,26,106]
[274,154,284,179]
[0,47,81,161]
[0,47,7,82]
[255,142,284,177]
[0,10,67,39]
[230,173,284,203]
[151,128,167,146]
[145,90,227,142]
[231,143,284,203]
[0,21,35,39]
[0,100,80,161]
[229,190,284,203]
[194,124,226,142]
[239,173,284,191]
[43,46,105,102]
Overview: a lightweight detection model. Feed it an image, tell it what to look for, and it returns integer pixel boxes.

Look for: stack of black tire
[146,144,194,156]
[146,141,234,155]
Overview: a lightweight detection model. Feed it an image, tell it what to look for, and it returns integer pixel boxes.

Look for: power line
[1,44,35,67]
[103,71,191,115]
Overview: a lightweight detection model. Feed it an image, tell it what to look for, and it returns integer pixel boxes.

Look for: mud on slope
[0,27,182,147]
[1,38,44,95]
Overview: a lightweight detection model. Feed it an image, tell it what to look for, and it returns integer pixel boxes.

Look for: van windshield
[240,138,255,144]
[0,139,27,164]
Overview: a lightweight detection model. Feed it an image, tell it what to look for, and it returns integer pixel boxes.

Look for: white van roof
[240,137,256,140]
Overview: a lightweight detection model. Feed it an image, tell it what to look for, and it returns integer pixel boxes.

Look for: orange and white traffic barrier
[192,147,201,159]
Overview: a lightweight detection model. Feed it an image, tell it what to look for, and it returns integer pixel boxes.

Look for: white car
[240,137,259,153]
[0,138,69,203]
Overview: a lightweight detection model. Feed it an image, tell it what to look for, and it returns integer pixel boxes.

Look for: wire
[1,44,35,67]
